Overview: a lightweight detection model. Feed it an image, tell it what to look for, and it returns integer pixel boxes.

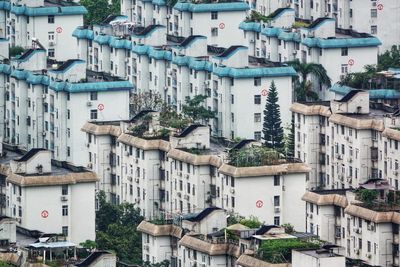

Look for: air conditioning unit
[367,224,374,231]
[87,163,93,168]
[6,18,11,25]
[135,177,140,183]
[49,41,56,46]
[4,119,9,123]
[86,143,90,148]
[124,151,129,156]
[347,158,353,163]
[393,170,399,176]
[127,176,132,181]
[42,132,46,136]
[292,50,297,55]
[42,94,47,99]
[230,188,235,194]
[308,213,313,219]
[372,1,377,6]
[163,86,168,91]
[143,244,149,251]
[177,192,182,198]
[184,174,189,179]
[135,198,141,203]
[167,70,173,75]
[274,207,280,213]
[353,228,362,234]
[177,171,182,177]
[86,101,93,106]
[184,195,189,200]
[5,82,10,89]
[366,253,372,258]
[124,58,129,63]
[249,39,255,43]
[60,196,68,201]
[336,154,342,160]
[354,249,359,255]
[16,196,21,202]
[135,158,139,163]
[347,177,352,183]
[204,80,210,86]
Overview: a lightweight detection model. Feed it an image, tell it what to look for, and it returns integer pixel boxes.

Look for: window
[254,113,261,122]
[90,109,98,120]
[254,131,261,141]
[274,196,280,206]
[211,11,218,20]
[62,226,68,236]
[371,25,377,34]
[211,28,218,37]
[62,185,68,195]
[254,95,261,104]
[48,49,55,58]
[341,48,348,56]
[274,216,280,225]
[48,15,55,24]
[48,32,55,41]
[370,9,377,18]
[62,205,68,216]
[254,77,261,86]
[274,175,280,186]
[90,92,98,100]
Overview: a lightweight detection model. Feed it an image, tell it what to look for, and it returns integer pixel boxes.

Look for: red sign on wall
[256,200,264,208]
[41,210,49,218]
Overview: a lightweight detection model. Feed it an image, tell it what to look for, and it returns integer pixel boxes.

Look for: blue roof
[213,46,247,60]
[48,59,85,73]
[94,34,112,45]
[152,0,166,6]
[172,55,213,71]
[10,4,87,17]
[72,27,94,40]
[173,1,249,12]
[110,37,132,49]
[239,21,262,32]
[302,37,381,48]
[14,49,46,62]
[49,81,133,93]
[0,1,11,10]
[213,66,297,78]
[132,45,172,60]
[131,25,165,38]
[0,63,11,75]
[330,84,400,99]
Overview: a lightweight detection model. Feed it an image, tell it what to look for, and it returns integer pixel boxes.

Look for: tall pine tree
[286,116,295,158]
[262,81,284,151]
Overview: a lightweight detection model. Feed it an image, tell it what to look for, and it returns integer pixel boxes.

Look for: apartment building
[240,9,381,100]
[290,0,400,52]
[0,0,87,61]
[0,43,131,165]
[138,207,344,267]
[0,148,98,244]
[302,180,400,266]
[75,20,297,139]
[291,89,400,190]
[82,113,310,231]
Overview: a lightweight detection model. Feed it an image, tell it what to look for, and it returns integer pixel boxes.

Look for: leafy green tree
[9,46,24,57]
[0,261,12,267]
[262,81,284,151]
[80,0,121,25]
[378,45,400,71]
[95,191,144,264]
[286,60,331,101]
[356,189,378,208]
[182,95,215,123]
[240,216,262,229]
[80,240,97,250]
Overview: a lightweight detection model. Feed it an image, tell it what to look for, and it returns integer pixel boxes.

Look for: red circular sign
[97,104,105,111]
[377,4,383,10]
[348,59,354,66]
[261,89,268,96]
[256,200,263,208]
[56,27,63,34]
[41,210,49,218]
[219,23,225,29]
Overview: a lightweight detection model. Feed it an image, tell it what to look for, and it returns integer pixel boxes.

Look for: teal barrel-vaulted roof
[302,37,381,49]
[49,80,133,93]
[10,4,87,16]
[174,1,249,12]
[330,84,400,100]
[132,44,172,60]
[72,27,94,40]
[213,66,297,78]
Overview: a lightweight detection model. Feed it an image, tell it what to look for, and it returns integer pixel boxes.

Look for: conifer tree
[262,81,284,151]
[286,117,295,158]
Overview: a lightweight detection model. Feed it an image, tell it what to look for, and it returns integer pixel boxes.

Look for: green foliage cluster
[263,81,284,151]
[0,261,12,267]
[9,46,24,57]
[378,45,400,71]
[80,0,120,25]
[286,59,331,102]
[356,189,378,208]
[181,95,216,123]
[143,260,170,267]
[281,223,294,234]
[387,191,400,206]
[246,10,272,23]
[292,21,309,28]
[228,146,281,167]
[239,216,262,229]
[258,239,320,263]
[95,191,144,264]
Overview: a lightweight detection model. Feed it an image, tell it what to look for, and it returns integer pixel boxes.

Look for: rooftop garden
[245,10,273,23]
[292,20,310,29]
[228,145,284,167]
[256,239,321,263]
[355,188,400,211]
